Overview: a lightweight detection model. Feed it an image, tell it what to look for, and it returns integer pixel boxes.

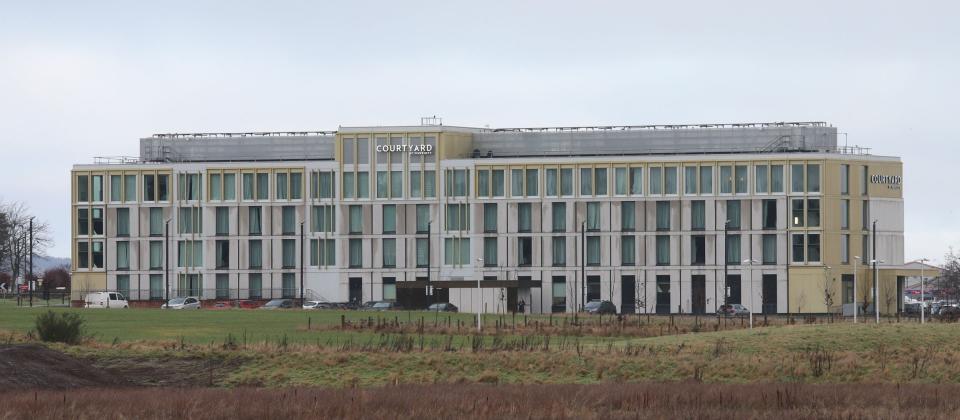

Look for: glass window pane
[792,234,805,262]
[423,170,436,197]
[249,206,262,235]
[243,173,254,200]
[492,170,504,197]
[477,170,489,197]
[210,173,222,200]
[630,167,643,195]
[726,200,741,229]
[664,167,677,195]
[684,167,697,194]
[410,170,422,198]
[116,208,129,236]
[691,200,705,230]
[512,169,524,197]
[792,164,805,193]
[382,205,396,233]
[755,165,768,193]
[807,164,820,193]
[699,166,712,194]
[594,168,606,196]
[257,173,269,200]
[615,168,627,195]
[792,199,804,227]
[110,175,122,202]
[77,175,89,202]
[124,175,136,202]
[720,166,732,194]
[552,202,565,232]
[587,202,600,231]
[770,165,784,193]
[357,172,369,198]
[807,199,820,228]
[223,173,236,200]
[290,172,302,199]
[560,169,574,196]
[807,234,820,262]
[586,236,600,265]
[377,171,389,198]
[546,168,558,196]
[762,234,776,264]
[580,168,593,196]
[484,203,497,232]
[621,201,635,231]
[649,167,661,195]
[526,169,538,197]
[621,236,635,266]
[390,171,402,198]
[656,201,670,230]
[656,236,670,265]
[734,165,747,193]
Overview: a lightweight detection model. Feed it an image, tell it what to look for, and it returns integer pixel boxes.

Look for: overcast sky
[1,0,958,263]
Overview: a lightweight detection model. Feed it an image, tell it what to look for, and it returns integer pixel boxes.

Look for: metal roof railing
[490,121,829,133]
[151,131,337,139]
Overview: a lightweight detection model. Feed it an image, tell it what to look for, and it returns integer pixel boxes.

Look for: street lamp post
[919,257,929,324]
[742,258,759,329]
[476,257,483,332]
[299,221,304,306]
[723,220,730,307]
[872,220,879,324]
[853,256,860,323]
[164,219,171,302]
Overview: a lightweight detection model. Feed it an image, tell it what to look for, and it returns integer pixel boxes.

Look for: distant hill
[32,255,71,273]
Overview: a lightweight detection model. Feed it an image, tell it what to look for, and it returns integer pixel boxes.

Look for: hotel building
[70,121,920,314]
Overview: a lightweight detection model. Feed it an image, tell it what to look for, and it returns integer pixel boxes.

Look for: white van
[84,292,129,309]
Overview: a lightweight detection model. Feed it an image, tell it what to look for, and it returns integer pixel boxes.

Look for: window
[179,173,201,201]
[142,173,169,202]
[862,200,870,230]
[116,208,130,236]
[552,237,566,266]
[807,199,820,228]
[77,175,88,202]
[443,238,470,265]
[791,199,804,227]
[91,175,103,202]
[77,241,89,268]
[446,169,468,197]
[477,169,489,197]
[621,235,635,266]
[281,206,296,235]
[123,175,136,202]
[382,278,396,302]
[841,200,849,230]
[762,234,777,264]
[691,235,705,265]
[416,204,430,233]
[587,276,601,302]
[726,234,741,265]
[720,166,732,194]
[726,275,741,304]
[664,167,677,195]
[357,171,369,198]
[580,168,593,195]
[807,234,821,262]
[423,170,436,197]
[755,165,769,193]
[586,236,600,266]
[769,165,784,193]
[726,200,741,230]
[862,233,870,261]
[862,165,869,196]
[552,277,566,313]
[116,241,129,270]
[382,205,396,234]
[376,171,388,199]
[586,202,601,231]
[215,240,229,269]
[699,166,712,194]
[593,168,606,196]
[561,168,574,196]
[552,202,566,232]
[178,207,201,234]
[691,200,705,230]
[621,201,635,231]
[615,168,628,195]
[841,234,850,264]
[630,167,643,195]
[216,207,229,235]
[248,206,262,235]
[282,239,296,268]
[791,164,804,193]
[656,235,670,266]
[243,173,255,200]
[110,175,121,202]
[311,171,335,199]
[309,238,335,267]
[91,208,103,235]
[77,208,88,235]
[349,205,363,234]
[149,241,162,269]
[684,166,697,194]
[762,200,777,229]
[483,237,498,266]
[249,240,262,269]
[149,207,163,236]
[91,242,103,268]
[382,238,396,268]
[343,172,355,199]
[149,274,163,300]
[656,275,670,314]
[311,205,334,233]
[734,165,747,193]
[526,169,539,196]
[492,170,505,197]
[445,204,469,231]
[177,240,202,267]
[792,234,805,263]
[546,168,559,196]
[210,173,222,200]
[416,238,428,267]
[807,164,820,193]
[282,273,296,299]
[474,203,493,233]
[656,201,670,231]
[518,203,532,233]
[256,173,269,200]
[840,164,850,195]
[116,275,129,299]
[248,274,262,299]
[518,237,532,266]
[216,274,229,299]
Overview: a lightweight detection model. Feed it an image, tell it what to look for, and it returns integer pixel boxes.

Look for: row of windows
[113,273,299,300]
[341,135,437,165]
[76,171,319,204]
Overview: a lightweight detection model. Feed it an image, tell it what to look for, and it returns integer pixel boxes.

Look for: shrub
[34,311,86,344]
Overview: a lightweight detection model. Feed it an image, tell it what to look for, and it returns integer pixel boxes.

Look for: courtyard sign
[870,174,902,190]
[375,144,434,155]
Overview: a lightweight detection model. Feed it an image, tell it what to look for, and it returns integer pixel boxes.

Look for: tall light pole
[853,256,860,323]
[476,257,483,332]
[873,220,879,324]
[742,258,759,329]
[299,221,304,306]
[918,257,929,324]
[723,220,730,307]
[164,218,171,302]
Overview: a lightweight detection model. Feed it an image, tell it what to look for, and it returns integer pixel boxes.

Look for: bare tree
[0,201,53,280]
[822,269,837,313]
[939,249,960,303]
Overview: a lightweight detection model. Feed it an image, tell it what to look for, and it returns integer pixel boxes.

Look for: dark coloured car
[584,300,617,315]
[260,299,294,310]
[360,301,379,310]
[717,304,750,316]
[371,301,396,311]
[427,302,458,313]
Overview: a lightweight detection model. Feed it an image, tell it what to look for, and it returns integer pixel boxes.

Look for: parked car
[717,304,750,316]
[371,301,396,311]
[583,300,617,315]
[302,300,331,309]
[427,302,458,312]
[84,292,129,309]
[937,304,959,315]
[210,301,237,310]
[360,300,379,310]
[260,299,294,310]
[162,296,201,310]
[238,300,262,309]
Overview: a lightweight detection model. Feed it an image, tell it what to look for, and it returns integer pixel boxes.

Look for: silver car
[162,296,201,310]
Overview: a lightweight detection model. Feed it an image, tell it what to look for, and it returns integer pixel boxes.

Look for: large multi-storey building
[71,121,921,314]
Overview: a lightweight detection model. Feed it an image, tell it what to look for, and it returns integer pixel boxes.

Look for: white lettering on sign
[375,144,434,155]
